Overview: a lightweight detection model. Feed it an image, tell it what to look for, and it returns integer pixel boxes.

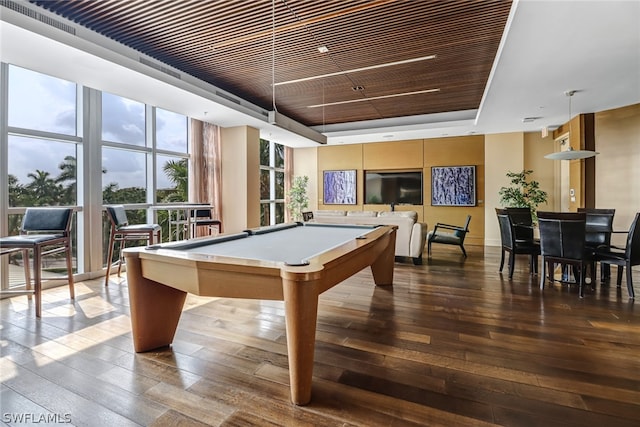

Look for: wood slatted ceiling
[31,0,512,126]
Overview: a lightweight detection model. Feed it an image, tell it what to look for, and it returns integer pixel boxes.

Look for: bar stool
[104,205,161,286]
[188,208,222,238]
[0,207,75,317]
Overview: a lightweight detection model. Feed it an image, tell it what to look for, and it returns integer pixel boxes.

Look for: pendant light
[545,90,599,160]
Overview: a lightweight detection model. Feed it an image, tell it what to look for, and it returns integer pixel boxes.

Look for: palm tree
[56,155,77,204]
[162,159,188,202]
[26,170,61,205]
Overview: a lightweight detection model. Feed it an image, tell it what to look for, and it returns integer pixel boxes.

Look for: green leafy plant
[499,170,548,222]
[287,175,309,222]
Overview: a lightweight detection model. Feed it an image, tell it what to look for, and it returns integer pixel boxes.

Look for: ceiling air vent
[1,0,76,35]
[214,90,242,105]
[1,0,38,19]
[138,57,181,79]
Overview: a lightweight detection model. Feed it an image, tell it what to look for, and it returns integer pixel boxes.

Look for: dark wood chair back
[537,212,587,259]
[505,207,534,242]
[537,211,592,297]
[577,208,615,248]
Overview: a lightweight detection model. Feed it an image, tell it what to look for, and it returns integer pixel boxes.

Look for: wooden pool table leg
[282,274,321,406]
[124,252,188,352]
[370,228,396,286]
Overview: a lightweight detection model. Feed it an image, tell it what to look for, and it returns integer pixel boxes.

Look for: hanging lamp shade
[544,147,599,160]
[545,90,599,160]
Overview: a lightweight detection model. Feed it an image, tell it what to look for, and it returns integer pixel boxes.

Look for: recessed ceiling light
[317,45,329,53]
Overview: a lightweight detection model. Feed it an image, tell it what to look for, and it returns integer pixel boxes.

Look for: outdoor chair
[104,205,161,286]
[189,208,222,238]
[0,207,75,317]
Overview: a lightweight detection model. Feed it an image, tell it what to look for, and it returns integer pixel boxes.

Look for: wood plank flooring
[1,245,639,426]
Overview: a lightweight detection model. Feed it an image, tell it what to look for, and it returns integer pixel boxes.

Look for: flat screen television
[365,170,423,205]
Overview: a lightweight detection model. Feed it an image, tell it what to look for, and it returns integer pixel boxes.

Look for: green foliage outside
[8,156,187,268]
[287,175,309,222]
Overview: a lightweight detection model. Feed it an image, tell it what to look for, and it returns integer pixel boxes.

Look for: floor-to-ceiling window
[100,92,189,264]
[3,64,81,288]
[259,138,285,226]
[1,63,190,289]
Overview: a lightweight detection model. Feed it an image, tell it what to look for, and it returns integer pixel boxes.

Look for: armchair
[427,215,471,258]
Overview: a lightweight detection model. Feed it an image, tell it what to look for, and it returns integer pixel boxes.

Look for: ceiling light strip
[308,88,440,108]
[275,55,437,86]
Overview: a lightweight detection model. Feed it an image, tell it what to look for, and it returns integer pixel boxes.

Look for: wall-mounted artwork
[323,170,357,205]
[431,166,476,206]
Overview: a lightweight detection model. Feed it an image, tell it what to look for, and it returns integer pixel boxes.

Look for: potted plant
[287,175,309,222]
[499,170,548,222]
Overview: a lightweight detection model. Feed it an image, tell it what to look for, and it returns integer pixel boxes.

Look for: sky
[7,64,187,190]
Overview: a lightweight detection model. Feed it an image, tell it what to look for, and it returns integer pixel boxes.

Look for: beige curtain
[284,146,294,222]
[189,119,223,233]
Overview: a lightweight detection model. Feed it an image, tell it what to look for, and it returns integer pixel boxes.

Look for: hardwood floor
[1,245,639,426]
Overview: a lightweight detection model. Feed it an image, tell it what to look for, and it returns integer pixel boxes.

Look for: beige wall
[220,126,260,233]
[595,103,640,236]
[524,131,558,212]
[424,136,485,246]
[312,136,486,245]
[484,132,525,246]
[292,103,640,247]
[317,144,364,210]
[292,147,319,212]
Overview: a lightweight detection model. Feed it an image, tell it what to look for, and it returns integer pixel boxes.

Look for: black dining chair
[577,208,615,281]
[593,212,640,299]
[104,205,161,286]
[0,207,75,317]
[505,207,537,242]
[538,211,593,298]
[496,208,540,279]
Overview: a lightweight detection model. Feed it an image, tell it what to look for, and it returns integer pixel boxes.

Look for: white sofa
[311,210,428,264]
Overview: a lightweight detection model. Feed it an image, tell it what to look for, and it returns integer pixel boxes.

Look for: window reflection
[156,108,187,152]
[8,136,77,207]
[8,65,77,136]
[102,92,145,146]
[102,148,146,204]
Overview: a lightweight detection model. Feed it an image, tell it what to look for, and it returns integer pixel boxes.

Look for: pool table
[123,222,397,405]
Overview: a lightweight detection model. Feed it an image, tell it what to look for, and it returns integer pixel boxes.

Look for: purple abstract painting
[323,170,356,204]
